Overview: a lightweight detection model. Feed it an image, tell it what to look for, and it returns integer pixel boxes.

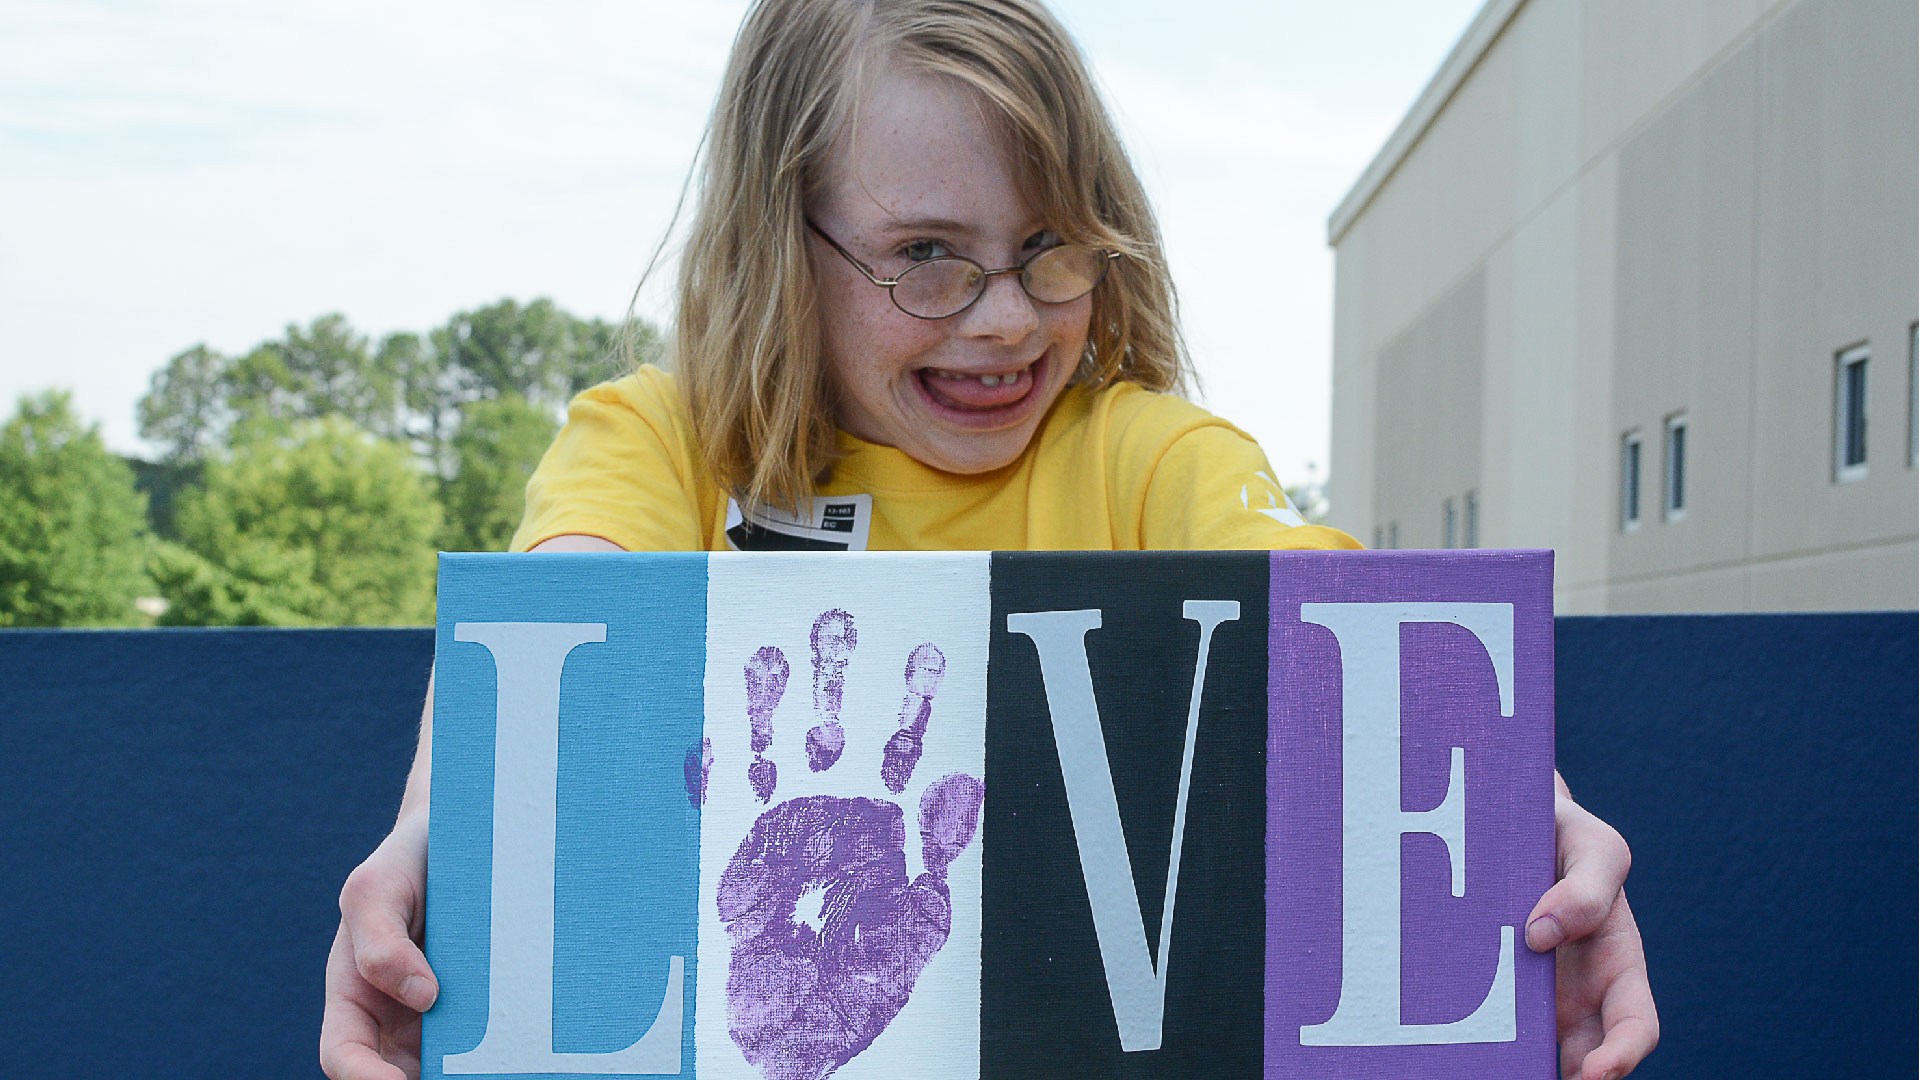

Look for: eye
[1022,230,1063,252]
[899,239,954,263]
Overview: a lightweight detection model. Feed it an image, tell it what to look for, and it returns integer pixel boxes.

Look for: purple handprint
[882,644,945,794]
[717,776,983,1080]
[805,610,856,772]
[746,646,789,803]
[713,617,981,1080]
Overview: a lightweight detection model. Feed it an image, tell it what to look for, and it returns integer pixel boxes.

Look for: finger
[322,1029,409,1080]
[1579,901,1660,1079]
[340,863,437,1011]
[321,926,411,1080]
[1558,1017,1604,1080]
[1528,796,1631,951]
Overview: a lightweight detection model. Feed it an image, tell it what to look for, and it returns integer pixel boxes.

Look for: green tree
[439,395,560,553]
[431,299,650,411]
[377,329,452,467]
[151,418,441,626]
[0,391,150,626]
[223,314,400,440]
[433,298,575,409]
[138,343,229,463]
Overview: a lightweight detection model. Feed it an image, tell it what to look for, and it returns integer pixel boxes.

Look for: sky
[0,0,1485,488]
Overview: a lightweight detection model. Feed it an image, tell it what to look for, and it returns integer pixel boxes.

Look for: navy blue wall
[0,615,1912,1078]
[1554,613,1917,1078]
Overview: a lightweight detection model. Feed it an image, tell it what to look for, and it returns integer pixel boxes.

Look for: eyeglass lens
[892,245,1110,319]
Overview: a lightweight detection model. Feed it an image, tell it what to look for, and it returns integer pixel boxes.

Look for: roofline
[1326,0,1530,246]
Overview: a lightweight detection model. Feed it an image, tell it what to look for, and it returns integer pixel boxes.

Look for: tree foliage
[439,395,561,554]
[139,344,228,463]
[0,392,151,627]
[113,297,658,626]
[151,418,442,626]
[224,313,401,441]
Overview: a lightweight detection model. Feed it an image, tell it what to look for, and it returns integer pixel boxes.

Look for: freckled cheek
[1041,297,1094,374]
[853,313,946,377]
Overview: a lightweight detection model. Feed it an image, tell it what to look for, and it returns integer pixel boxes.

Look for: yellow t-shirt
[510,365,1362,553]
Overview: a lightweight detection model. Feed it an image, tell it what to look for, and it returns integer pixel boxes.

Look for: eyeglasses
[806,219,1120,320]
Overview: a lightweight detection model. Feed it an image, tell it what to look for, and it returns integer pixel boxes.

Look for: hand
[321,811,436,1080]
[1527,773,1659,1080]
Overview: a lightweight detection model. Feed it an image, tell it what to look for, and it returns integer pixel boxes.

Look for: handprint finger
[745,646,788,803]
[806,610,856,771]
[684,737,712,807]
[917,772,984,878]
[882,643,946,793]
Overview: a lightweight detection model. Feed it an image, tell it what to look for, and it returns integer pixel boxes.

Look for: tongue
[920,367,1031,409]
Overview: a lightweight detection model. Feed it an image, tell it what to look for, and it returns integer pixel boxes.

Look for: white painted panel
[697,553,990,1080]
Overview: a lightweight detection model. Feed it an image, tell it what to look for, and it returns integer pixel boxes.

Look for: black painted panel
[982,552,1269,1078]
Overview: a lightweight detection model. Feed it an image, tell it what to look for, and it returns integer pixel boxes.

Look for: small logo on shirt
[725,494,873,551]
[1242,471,1307,528]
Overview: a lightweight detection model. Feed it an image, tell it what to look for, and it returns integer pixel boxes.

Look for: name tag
[725,495,872,551]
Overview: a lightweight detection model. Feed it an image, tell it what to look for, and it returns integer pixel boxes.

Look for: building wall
[1329,0,1918,612]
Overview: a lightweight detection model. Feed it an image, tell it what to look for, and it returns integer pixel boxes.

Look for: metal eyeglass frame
[805,218,1121,320]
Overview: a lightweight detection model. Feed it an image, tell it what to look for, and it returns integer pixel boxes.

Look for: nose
[958,267,1039,343]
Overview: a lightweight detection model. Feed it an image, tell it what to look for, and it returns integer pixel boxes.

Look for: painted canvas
[424,550,1555,1079]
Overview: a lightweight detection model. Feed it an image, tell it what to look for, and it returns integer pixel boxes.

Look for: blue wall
[0,614,1912,1078]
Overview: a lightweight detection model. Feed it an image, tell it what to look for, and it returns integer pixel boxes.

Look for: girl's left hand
[1528,772,1659,1080]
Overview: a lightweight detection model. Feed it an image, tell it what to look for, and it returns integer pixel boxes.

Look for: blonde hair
[673,0,1188,512]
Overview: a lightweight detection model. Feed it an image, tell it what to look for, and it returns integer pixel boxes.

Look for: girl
[322,2,1655,1077]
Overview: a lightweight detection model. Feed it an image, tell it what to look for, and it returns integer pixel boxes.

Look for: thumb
[339,859,437,1012]
[1527,791,1630,952]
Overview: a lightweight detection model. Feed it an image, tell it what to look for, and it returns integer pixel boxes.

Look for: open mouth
[914,357,1044,425]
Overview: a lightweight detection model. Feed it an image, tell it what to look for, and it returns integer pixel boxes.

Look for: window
[1442,498,1457,548]
[1372,525,1383,549]
[1662,415,1687,521]
[1907,324,1915,469]
[1834,344,1869,482]
[1387,521,1399,549]
[1620,432,1643,531]
[1463,490,1479,548]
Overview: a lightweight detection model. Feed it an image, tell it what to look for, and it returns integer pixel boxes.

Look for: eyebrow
[875,216,1046,238]
[875,217,983,237]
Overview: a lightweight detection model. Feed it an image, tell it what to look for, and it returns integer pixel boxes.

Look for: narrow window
[1442,498,1457,549]
[1620,432,1643,531]
[1388,521,1400,549]
[1834,343,1869,482]
[1463,490,1479,548]
[1907,324,1915,469]
[1373,525,1383,549]
[1663,415,1687,521]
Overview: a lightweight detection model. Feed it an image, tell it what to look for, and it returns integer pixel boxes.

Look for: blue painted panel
[427,553,709,1076]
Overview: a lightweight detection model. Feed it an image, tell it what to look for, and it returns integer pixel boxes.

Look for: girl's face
[808,63,1089,475]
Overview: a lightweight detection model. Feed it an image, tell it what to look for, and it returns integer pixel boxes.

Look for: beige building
[1328,0,1918,612]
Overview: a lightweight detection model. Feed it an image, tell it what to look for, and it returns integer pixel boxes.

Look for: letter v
[1007,601,1240,1053]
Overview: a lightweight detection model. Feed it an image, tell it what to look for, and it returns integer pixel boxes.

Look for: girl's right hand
[320,809,436,1080]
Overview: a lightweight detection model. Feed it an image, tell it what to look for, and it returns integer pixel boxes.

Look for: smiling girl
[321,2,1655,1078]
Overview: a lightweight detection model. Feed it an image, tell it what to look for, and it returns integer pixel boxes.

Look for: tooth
[980,374,1002,387]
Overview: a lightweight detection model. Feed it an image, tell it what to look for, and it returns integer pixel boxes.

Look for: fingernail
[399,974,435,1011]
[1526,913,1564,951]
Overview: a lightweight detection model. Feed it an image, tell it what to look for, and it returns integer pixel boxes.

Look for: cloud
[1089,58,1403,482]
[0,0,749,451]
[0,0,1453,496]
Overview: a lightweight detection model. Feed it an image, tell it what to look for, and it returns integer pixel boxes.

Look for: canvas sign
[424,549,1556,1079]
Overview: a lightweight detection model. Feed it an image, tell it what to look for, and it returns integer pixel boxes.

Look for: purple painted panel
[1266,550,1556,1079]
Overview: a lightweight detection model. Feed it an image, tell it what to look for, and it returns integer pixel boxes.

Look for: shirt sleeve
[1137,421,1364,551]
[509,374,708,553]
